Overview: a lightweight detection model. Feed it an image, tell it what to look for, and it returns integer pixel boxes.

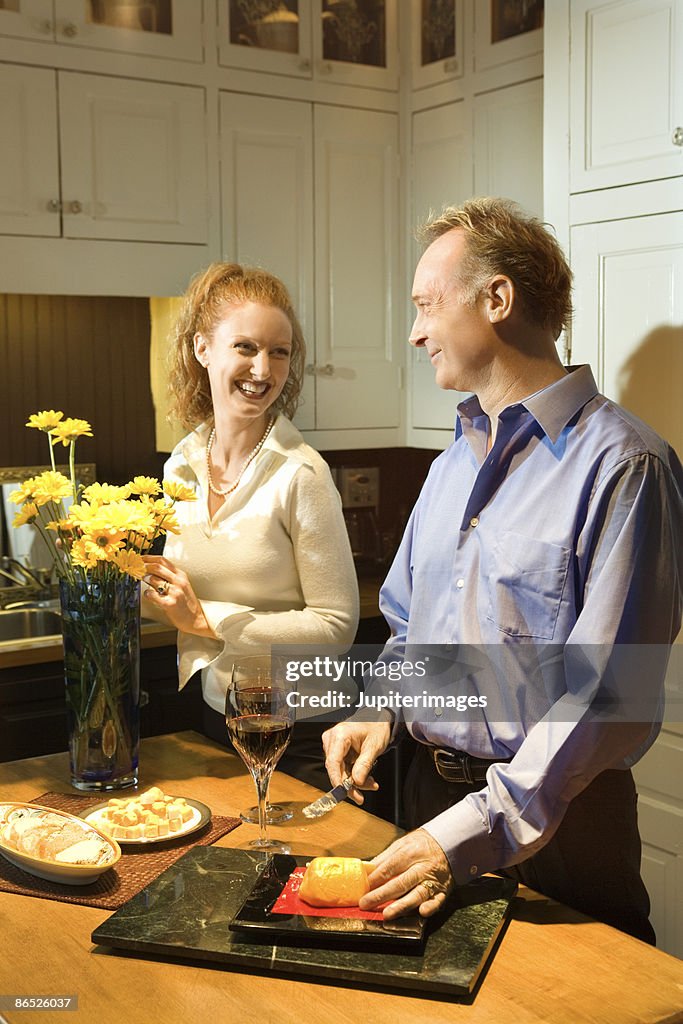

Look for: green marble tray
[91,847,516,998]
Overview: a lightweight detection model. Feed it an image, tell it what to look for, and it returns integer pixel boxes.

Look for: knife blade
[302,777,354,819]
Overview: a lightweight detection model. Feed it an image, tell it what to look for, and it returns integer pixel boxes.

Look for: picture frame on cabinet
[411,0,463,90]
[475,0,544,71]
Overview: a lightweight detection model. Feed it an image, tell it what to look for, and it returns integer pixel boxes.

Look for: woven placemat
[0,791,241,910]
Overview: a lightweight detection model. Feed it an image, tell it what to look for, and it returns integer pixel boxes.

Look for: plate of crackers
[82,786,211,845]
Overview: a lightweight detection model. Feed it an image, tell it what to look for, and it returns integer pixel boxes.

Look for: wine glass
[225,655,295,850]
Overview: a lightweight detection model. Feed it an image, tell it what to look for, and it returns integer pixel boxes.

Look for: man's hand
[321,721,391,804]
[360,829,454,919]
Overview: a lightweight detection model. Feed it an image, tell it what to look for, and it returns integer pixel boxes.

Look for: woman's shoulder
[268,416,329,476]
[164,424,209,480]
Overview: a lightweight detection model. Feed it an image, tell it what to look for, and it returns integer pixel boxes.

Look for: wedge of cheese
[298,857,374,908]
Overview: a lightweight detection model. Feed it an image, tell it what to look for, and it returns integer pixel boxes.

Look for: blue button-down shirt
[379,366,683,883]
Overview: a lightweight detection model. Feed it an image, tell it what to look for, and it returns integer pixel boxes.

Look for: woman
[142,262,359,784]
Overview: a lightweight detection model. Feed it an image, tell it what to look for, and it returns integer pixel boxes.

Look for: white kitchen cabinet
[570,209,683,957]
[0,65,207,244]
[219,91,316,431]
[409,99,472,442]
[411,0,463,90]
[218,0,398,90]
[408,81,544,445]
[473,78,543,219]
[570,0,683,193]
[220,92,400,437]
[474,0,543,72]
[58,72,207,243]
[0,0,53,40]
[0,0,202,59]
[0,64,60,237]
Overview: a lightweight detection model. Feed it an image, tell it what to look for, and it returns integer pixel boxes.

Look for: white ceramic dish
[83,797,211,845]
[0,802,121,886]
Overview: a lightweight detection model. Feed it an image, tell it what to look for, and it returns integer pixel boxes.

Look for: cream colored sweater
[156,414,359,714]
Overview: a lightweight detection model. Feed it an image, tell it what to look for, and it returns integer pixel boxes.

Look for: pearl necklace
[205,417,274,497]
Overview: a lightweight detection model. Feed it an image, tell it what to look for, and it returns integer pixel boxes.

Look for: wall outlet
[339,467,380,509]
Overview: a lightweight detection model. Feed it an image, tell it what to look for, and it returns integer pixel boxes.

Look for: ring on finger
[157,580,170,596]
[420,878,440,900]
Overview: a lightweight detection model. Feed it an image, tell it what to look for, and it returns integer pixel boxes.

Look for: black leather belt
[430,747,509,784]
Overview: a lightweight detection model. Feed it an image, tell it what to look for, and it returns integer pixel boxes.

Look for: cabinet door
[475,0,544,71]
[570,211,683,958]
[0,0,53,40]
[315,0,398,89]
[411,0,463,89]
[58,72,207,243]
[219,92,316,431]
[570,0,683,191]
[313,105,400,430]
[0,64,61,237]
[473,78,544,217]
[218,0,313,78]
[410,101,472,433]
[54,0,202,60]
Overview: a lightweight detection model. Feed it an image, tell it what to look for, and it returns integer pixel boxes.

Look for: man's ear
[193,332,209,367]
[483,275,514,323]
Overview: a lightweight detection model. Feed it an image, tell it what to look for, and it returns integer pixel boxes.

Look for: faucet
[0,557,52,597]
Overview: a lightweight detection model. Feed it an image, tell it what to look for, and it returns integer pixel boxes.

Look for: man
[323,198,683,943]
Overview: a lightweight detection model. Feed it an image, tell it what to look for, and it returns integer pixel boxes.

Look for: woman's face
[194,301,292,422]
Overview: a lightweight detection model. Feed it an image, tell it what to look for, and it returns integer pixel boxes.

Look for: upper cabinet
[0,0,202,59]
[217,0,398,89]
[570,0,683,192]
[475,0,544,71]
[0,65,207,244]
[411,0,463,89]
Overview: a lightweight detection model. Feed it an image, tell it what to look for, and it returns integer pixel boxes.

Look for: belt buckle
[433,747,475,784]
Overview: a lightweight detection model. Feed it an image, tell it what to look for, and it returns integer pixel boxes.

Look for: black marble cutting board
[91,847,516,998]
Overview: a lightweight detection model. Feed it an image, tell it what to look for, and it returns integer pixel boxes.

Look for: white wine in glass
[225,656,295,849]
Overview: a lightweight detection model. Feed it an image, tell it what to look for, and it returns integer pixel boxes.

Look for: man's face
[409,229,492,392]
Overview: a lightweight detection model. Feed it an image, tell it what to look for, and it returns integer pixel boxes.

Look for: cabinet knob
[305,363,335,376]
[47,199,62,213]
[40,19,54,34]
[319,61,333,74]
[443,58,459,74]
[68,200,83,214]
[298,59,312,72]
[61,21,78,38]
[672,127,683,147]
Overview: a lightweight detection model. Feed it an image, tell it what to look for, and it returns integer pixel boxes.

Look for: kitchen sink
[0,607,63,643]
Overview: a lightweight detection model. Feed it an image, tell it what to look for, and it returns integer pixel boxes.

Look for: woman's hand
[142,555,216,638]
[360,829,454,919]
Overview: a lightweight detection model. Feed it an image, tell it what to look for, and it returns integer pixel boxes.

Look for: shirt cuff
[422,794,504,886]
[200,599,255,639]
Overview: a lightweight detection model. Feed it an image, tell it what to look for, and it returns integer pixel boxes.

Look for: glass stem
[255,771,270,845]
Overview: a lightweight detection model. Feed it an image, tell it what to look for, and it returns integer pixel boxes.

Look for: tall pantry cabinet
[545,0,683,958]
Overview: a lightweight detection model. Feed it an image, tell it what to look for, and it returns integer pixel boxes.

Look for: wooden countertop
[0,731,681,1024]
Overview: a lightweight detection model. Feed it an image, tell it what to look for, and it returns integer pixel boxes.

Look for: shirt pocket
[485,531,570,639]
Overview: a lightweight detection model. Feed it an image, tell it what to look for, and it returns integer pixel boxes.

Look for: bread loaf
[298,857,374,908]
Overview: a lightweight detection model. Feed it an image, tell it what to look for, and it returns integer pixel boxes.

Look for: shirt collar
[178,412,315,472]
[455,365,599,444]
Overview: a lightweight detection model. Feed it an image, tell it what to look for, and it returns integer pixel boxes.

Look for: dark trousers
[404,743,655,944]
[202,702,330,791]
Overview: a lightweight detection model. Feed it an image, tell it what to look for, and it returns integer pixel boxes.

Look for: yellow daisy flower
[46,519,76,540]
[50,418,94,447]
[68,501,100,526]
[8,478,38,505]
[110,548,147,580]
[13,502,39,527]
[163,480,197,502]
[25,410,64,432]
[31,471,72,506]
[81,482,130,505]
[128,476,162,496]
[70,537,98,569]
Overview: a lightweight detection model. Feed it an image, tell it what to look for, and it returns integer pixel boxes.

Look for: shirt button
[470,516,479,528]
[469,865,478,876]
[456,578,465,589]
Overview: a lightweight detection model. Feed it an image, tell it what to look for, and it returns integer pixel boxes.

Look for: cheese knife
[301,777,354,819]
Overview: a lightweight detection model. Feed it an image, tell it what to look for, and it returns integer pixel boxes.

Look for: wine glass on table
[225,655,295,850]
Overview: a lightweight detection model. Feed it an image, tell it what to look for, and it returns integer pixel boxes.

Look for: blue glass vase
[59,573,141,791]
